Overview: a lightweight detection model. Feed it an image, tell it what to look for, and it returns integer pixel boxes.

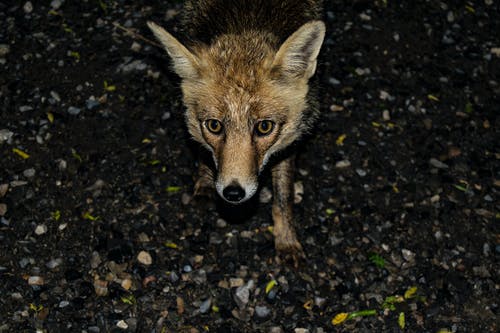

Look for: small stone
[269,327,284,333]
[50,0,63,10]
[382,110,391,121]
[229,278,245,288]
[19,105,33,112]
[0,204,7,217]
[35,224,48,235]
[430,194,440,203]
[59,300,70,308]
[137,251,152,265]
[28,276,44,286]
[116,320,128,330]
[216,218,227,228]
[86,98,100,110]
[447,11,455,23]
[483,194,493,202]
[335,160,351,168]
[472,265,491,278]
[57,159,67,171]
[314,296,326,308]
[255,305,271,320]
[130,42,141,52]
[0,130,13,144]
[355,168,367,177]
[23,1,33,14]
[234,280,254,309]
[199,298,211,314]
[67,106,81,115]
[329,104,344,112]
[294,329,310,333]
[429,158,448,169]
[402,249,416,262]
[46,258,63,269]
[121,278,132,290]
[94,279,108,296]
[169,271,179,283]
[328,77,340,85]
[23,168,36,178]
[90,251,101,269]
[0,44,10,57]
[183,265,192,273]
[50,91,61,102]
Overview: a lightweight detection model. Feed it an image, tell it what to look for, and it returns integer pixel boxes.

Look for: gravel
[0,1,498,332]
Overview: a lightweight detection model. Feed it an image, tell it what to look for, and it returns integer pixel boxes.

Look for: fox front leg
[271,155,304,265]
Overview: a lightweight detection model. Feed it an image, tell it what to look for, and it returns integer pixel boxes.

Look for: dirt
[0,1,498,332]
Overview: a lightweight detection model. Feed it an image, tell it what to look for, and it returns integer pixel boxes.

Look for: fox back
[148,0,325,203]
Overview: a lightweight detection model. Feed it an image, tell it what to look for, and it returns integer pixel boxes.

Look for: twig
[112,21,162,48]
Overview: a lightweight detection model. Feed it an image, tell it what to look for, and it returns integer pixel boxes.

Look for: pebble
[35,224,48,235]
[28,276,44,286]
[183,265,193,273]
[50,91,61,102]
[234,280,254,308]
[23,168,36,178]
[255,305,271,319]
[169,271,179,283]
[328,77,340,85]
[0,130,13,144]
[137,251,152,265]
[335,159,351,168]
[0,44,10,57]
[90,251,101,269]
[23,1,33,14]
[382,110,391,121]
[86,98,100,110]
[0,204,7,217]
[130,42,141,52]
[269,328,284,333]
[199,298,211,313]
[121,278,132,290]
[59,300,70,308]
[355,168,367,177]
[50,0,63,10]
[229,277,245,288]
[216,218,227,228]
[94,279,108,296]
[46,258,63,269]
[294,329,310,333]
[19,105,33,112]
[67,106,81,115]
[429,158,448,169]
[314,296,326,308]
[116,320,128,330]
[402,249,416,262]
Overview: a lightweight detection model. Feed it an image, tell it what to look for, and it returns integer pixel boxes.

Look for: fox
[148,0,325,263]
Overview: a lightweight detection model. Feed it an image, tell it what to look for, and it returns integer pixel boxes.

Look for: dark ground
[0,1,499,332]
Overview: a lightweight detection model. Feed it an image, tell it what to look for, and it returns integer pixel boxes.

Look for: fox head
[148,21,325,204]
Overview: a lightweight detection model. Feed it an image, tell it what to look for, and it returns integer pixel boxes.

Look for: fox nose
[222,184,246,203]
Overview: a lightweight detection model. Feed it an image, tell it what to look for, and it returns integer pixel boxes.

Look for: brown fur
[148,0,325,263]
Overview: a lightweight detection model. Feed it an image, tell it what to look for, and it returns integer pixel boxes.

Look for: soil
[0,1,498,332]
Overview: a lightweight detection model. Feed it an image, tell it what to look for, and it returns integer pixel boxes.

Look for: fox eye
[205,119,223,134]
[255,120,275,136]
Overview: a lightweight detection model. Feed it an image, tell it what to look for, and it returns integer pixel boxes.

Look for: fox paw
[274,234,305,268]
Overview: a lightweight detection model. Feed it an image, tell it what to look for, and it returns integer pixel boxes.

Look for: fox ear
[147,21,199,79]
[272,21,326,80]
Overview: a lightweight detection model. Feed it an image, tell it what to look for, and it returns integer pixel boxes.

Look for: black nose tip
[222,185,245,202]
